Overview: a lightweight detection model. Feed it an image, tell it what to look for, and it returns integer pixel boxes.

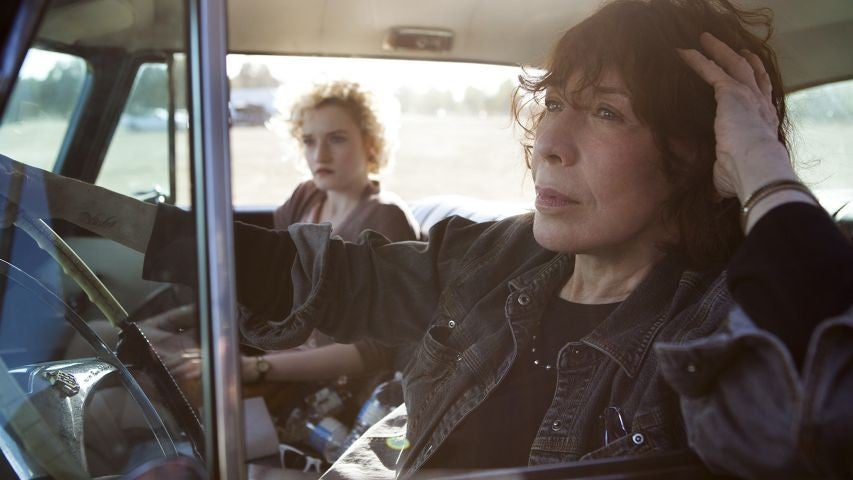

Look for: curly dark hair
[513,0,789,270]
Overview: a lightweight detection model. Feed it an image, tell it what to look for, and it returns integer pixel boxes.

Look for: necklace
[529,332,555,371]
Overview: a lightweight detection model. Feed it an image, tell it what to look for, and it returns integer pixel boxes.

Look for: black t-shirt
[423,299,620,470]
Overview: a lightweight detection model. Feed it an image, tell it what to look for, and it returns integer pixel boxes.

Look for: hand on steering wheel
[140,304,203,380]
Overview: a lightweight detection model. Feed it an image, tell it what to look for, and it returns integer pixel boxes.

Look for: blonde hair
[289,81,389,174]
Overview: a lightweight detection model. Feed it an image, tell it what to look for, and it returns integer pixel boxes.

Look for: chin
[312,177,336,191]
[532,213,584,253]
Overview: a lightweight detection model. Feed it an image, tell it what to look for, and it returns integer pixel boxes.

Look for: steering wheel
[0,258,182,477]
[13,209,129,328]
[0,161,203,476]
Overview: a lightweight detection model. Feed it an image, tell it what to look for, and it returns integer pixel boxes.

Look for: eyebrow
[302,129,349,140]
[545,85,630,99]
[592,86,630,97]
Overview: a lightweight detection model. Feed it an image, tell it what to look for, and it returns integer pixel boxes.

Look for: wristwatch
[254,355,271,382]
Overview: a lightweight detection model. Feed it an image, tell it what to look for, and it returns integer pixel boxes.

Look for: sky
[19,49,78,80]
[226,54,522,101]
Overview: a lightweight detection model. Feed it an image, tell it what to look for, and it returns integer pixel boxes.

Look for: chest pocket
[402,322,464,434]
[579,407,678,461]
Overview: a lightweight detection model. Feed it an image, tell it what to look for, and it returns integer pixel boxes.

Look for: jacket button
[551,420,562,431]
[517,294,531,306]
[447,320,456,329]
[631,433,645,445]
[686,363,697,374]
[456,353,464,362]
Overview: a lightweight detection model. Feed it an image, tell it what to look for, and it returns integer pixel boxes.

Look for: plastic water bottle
[332,375,403,459]
[304,416,348,463]
[281,408,348,463]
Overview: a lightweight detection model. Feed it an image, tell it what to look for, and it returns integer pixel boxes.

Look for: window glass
[228,55,533,207]
[788,79,853,216]
[98,60,191,205]
[0,49,88,170]
[0,1,205,477]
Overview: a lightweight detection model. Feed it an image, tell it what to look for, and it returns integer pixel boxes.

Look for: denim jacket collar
[508,252,687,378]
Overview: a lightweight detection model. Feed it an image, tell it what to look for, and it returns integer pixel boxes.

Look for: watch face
[257,358,271,373]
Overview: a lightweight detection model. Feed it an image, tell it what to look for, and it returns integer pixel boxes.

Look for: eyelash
[593,105,623,122]
[303,136,347,146]
[544,97,624,124]
[544,97,563,113]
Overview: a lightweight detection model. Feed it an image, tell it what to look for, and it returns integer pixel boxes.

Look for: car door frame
[187,0,247,476]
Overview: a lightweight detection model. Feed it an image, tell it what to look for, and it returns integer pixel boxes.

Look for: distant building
[230,87,277,126]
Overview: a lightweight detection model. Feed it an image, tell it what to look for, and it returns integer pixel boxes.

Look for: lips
[535,186,579,208]
[314,168,333,176]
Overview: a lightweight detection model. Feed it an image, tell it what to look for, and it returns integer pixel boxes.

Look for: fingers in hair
[676,48,730,88]
[741,49,773,97]
[698,32,761,94]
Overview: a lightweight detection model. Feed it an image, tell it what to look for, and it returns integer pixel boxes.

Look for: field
[230,113,534,206]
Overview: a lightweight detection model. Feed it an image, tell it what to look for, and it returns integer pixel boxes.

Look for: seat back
[411,195,531,240]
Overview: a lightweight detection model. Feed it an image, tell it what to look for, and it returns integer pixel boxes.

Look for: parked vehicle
[0,0,850,478]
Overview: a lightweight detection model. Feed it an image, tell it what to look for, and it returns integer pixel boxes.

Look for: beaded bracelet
[740,179,819,231]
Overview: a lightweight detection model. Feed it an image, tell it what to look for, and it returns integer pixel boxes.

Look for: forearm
[48,173,157,253]
[243,343,366,383]
[728,202,853,366]
[2,156,157,252]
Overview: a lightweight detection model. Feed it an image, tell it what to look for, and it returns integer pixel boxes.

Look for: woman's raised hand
[677,32,797,203]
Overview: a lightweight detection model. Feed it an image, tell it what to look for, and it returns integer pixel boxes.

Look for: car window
[0,49,88,171]
[0,1,207,478]
[788,79,853,218]
[228,55,534,207]
[97,60,191,205]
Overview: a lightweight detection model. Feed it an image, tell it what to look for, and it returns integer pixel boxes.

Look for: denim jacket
[145,208,853,479]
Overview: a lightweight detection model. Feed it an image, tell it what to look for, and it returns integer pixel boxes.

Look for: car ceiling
[37,0,853,91]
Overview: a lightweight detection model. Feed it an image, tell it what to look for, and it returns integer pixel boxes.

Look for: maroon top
[274,180,419,243]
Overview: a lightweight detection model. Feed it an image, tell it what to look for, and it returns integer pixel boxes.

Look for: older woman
[1,0,851,477]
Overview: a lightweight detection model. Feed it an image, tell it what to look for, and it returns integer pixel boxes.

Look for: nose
[532,112,578,168]
[312,140,331,164]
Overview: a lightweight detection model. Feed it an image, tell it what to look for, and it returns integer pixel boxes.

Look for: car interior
[0,0,851,478]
